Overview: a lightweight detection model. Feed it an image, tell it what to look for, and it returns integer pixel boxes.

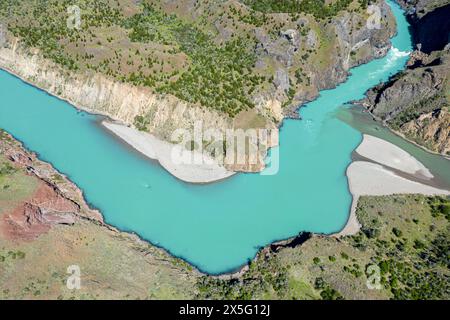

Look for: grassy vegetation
[0,159,39,215]
[156,36,260,117]
[0,162,16,176]
[2,0,122,71]
[0,0,266,117]
[350,195,449,299]
[0,0,377,121]
[196,195,450,300]
[241,0,354,19]
[121,4,262,116]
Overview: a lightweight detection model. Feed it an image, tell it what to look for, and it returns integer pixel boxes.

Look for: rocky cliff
[0,38,232,143]
[0,129,103,241]
[358,47,450,155]
[0,0,395,171]
[360,0,450,155]
[356,1,450,155]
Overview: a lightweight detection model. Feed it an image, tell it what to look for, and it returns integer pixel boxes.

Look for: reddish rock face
[5,150,33,167]
[1,182,78,241]
[0,130,103,242]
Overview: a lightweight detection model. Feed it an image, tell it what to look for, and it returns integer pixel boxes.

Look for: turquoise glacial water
[0,1,413,274]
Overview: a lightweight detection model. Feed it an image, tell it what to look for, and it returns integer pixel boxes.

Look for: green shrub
[392,227,402,237]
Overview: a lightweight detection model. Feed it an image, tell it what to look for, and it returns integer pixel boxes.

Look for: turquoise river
[1,1,445,274]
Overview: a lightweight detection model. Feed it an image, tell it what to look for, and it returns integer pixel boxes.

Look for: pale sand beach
[337,135,450,237]
[355,134,433,179]
[102,121,236,184]
[103,122,448,236]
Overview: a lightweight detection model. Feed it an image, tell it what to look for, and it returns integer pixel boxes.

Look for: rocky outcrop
[269,232,312,252]
[362,62,446,121]
[400,108,450,155]
[356,2,450,155]
[1,184,78,241]
[334,2,395,69]
[253,0,395,118]
[358,47,449,155]
[0,129,103,226]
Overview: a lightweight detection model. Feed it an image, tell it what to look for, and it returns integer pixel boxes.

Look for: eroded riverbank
[1,132,448,299]
[1,1,448,275]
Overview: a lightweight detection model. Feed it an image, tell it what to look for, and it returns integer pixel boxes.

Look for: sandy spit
[336,134,450,237]
[356,134,433,179]
[102,121,236,184]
